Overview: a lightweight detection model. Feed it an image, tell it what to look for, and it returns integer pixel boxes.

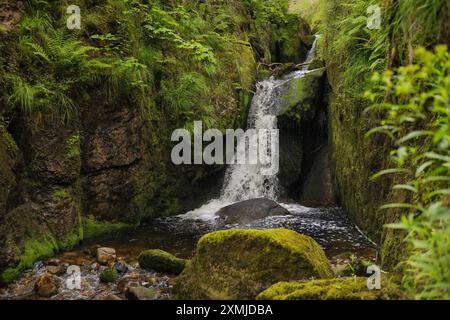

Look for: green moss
[138,249,186,275]
[0,237,57,285]
[100,268,118,283]
[173,228,333,300]
[66,131,80,160]
[52,188,71,200]
[82,215,132,240]
[280,67,325,119]
[257,276,403,300]
[57,228,83,251]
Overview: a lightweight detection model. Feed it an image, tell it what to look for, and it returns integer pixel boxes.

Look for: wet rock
[114,261,129,274]
[217,198,290,224]
[117,277,139,294]
[46,259,61,267]
[46,265,65,275]
[34,274,59,298]
[138,249,186,275]
[298,147,336,207]
[97,247,116,265]
[126,286,157,300]
[83,245,101,258]
[100,268,118,283]
[91,262,100,272]
[173,228,333,299]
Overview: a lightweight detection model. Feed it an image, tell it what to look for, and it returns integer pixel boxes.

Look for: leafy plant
[366,45,450,299]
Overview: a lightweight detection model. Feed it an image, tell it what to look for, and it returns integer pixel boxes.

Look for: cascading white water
[182,36,320,220]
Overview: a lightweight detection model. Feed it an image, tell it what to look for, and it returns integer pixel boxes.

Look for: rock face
[173,229,333,300]
[0,1,23,34]
[275,67,331,202]
[298,146,336,207]
[217,198,290,224]
[34,274,59,298]
[138,249,186,275]
[256,276,402,300]
[0,125,19,233]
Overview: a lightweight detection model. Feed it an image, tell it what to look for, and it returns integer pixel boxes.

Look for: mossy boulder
[173,228,333,300]
[278,67,326,120]
[257,276,403,300]
[100,268,118,283]
[138,249,186,275]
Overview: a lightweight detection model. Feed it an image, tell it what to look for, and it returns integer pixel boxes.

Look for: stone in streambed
[126,286,157,300]
[138,249,186,275]
[117,277,139,294]
[217,198,290,224]
[46,265,65,275]
[173,228,333,300]
[34,274,59,297]
[96,247,116,265]
[100,268,118,283]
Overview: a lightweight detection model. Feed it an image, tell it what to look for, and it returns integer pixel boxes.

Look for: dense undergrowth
[315,0,449,299]
[0,0,304,130]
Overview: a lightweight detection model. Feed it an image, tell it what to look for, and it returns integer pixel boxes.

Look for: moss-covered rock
[0,203,59,285]
[100,268,118,283]
[257,276,403,300]
[173,228,333,300]
[279,67,326,119]
[138,249,186,275]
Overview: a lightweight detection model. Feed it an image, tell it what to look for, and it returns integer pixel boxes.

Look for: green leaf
[398,131,433,144]
[370,168,410,180]
[393,184,418,193]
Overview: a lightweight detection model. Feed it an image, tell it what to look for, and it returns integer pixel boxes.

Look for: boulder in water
[217,198,290,224]
[173,228,333,299]
[138,249,186,275]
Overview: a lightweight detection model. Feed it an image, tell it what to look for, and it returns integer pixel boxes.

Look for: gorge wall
[321,0,450,268]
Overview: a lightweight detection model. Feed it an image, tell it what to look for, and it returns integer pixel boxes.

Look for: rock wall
[276,67,335,206]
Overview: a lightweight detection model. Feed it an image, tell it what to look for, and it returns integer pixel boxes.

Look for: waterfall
[181,36,320,220]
